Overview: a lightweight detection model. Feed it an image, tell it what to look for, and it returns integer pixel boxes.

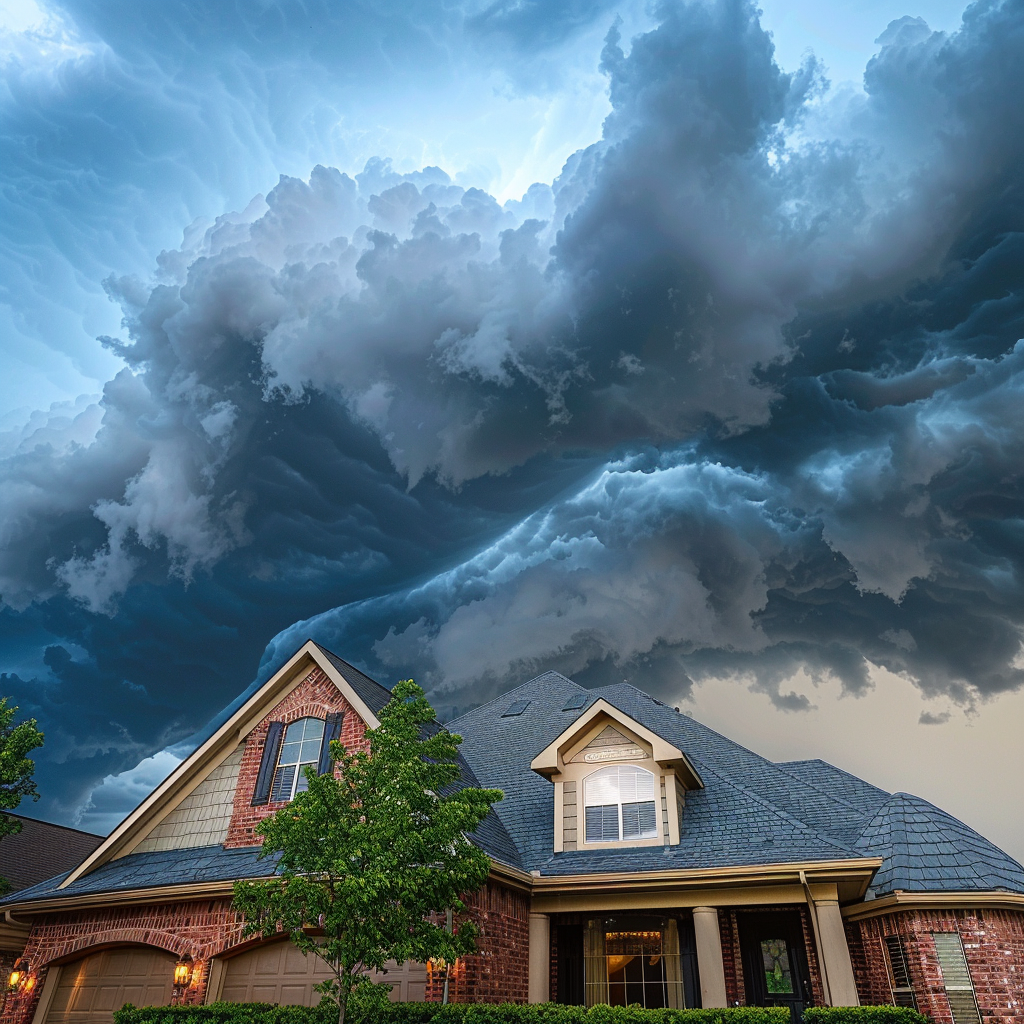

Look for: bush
[803,1010,928,1024]
[114,1004,792,1024]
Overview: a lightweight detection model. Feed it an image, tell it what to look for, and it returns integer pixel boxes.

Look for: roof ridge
[770,760,868,817]
[695,761,862,858]
[448,671,585,728]
[2,813,104,840]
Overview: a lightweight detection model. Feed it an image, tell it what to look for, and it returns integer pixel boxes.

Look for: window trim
[582,764,660,845]
[270,716,327,803]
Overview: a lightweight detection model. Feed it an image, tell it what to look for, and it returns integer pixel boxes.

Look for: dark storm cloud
[3,0,1024,827]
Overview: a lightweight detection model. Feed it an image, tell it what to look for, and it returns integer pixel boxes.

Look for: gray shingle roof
[856,792,1024,896]
[450,673,1024,894]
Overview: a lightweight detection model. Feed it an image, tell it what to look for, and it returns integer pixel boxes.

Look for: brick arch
[40,934,185,968]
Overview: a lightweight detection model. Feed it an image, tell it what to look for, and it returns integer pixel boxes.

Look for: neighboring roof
[450,673,1024,895]
[856,792,1024,897]
[0,814,103,893]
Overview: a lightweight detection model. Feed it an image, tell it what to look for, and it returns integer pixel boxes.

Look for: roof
[856,792,1024,896]
[313,643,394,719]
[449,673,1024,894]
[0,814,103,893]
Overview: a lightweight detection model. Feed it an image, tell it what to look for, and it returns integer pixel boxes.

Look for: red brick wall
[0,898,249,1024]
[851,908,1024,1024]
[225,666,370,848]
[425,881,530,1004]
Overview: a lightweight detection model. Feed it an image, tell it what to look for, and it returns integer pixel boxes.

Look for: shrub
[803,1010,928,1024]
[114,1004,793,1024]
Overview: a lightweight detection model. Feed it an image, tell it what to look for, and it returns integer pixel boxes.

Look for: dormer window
[584,765,658,843]
[270,717,326,801]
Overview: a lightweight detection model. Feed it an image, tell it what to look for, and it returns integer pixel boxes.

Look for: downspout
[799,870,832,1006]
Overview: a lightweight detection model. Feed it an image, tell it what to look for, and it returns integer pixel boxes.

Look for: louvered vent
[932,933,981,1024]
[883,935,916,1009]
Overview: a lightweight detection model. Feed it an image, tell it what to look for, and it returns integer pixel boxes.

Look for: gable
[132,744,244,854]
[60,640,392,888]
[569,724,650,765]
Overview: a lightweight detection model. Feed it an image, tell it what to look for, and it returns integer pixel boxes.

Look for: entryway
[737,912,814,1022]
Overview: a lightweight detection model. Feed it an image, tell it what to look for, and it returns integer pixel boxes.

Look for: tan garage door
[45,948,176,1024]
[220,941,426,1005]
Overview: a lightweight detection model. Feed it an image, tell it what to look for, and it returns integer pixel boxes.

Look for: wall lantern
[7,959,29,992]
[173,955,193,989]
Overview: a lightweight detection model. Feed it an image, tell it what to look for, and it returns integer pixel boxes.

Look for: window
[884,935,916,1009]
[932,933,981,1024]
[584,764,658,843]
[270,717,326,802]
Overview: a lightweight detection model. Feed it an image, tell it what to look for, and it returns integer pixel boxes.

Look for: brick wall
[425,881,530,1004]
[0,898,249,1024]
[225,666,370,848]
[851,908,1024,1024]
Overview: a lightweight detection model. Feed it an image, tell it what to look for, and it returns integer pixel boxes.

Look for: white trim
[30,964,62,1024]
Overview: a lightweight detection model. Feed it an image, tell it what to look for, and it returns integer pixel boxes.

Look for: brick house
[2,640,1022,1024]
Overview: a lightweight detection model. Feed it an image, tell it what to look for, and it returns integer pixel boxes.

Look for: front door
[738,912,814,1023]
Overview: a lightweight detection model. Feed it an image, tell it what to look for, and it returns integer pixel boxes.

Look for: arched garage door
[45,948,176,1024]
[220,941,426,1005]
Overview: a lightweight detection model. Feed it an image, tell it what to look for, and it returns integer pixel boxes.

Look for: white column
[528,912,551,1004]
[814,900,860,1006]
[692,906,728,1008]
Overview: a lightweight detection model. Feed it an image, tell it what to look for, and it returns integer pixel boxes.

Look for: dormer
[530,698,703,853]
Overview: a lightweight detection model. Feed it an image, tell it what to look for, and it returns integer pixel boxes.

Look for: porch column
[528,912,550,1004]
[692,906,728,1008]
[814,900,860,1006]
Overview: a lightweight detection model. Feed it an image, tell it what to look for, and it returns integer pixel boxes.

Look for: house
[2,640,1022,1024]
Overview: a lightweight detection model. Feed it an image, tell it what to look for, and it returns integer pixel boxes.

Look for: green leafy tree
[0,697,45,894]
[233,680,502,1024]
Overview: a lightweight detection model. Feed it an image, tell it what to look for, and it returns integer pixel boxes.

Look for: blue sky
[2,0,1024,863]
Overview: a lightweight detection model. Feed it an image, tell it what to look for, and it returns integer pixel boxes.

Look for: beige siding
[563,780,578,851]
[134,745,244,852]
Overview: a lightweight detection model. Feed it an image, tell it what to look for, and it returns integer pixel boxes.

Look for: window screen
[932,933,981,1024]
[271,717,325,802]
[583,765,658,843]
[883,935,916,1009]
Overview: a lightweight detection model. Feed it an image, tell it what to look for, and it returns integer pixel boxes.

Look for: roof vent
[562,693,588,711]
[502,700,531,717]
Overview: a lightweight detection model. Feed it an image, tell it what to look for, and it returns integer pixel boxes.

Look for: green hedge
[803,1011,928,1024]
[114,1003,925,1024]
[113,1004,792,1024]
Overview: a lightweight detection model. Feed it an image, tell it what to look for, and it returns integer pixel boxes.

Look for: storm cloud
[2,0,1024,831]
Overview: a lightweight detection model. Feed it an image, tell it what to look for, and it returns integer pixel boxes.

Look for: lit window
[584,765,658,843]
[271,717,325,801]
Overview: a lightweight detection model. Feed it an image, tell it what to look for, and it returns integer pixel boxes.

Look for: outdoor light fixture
[7,959,29,992]
[173,956,193,988]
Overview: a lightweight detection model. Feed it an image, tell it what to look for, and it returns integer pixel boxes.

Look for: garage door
[220,941,426,1005]
[45,948,176,1024]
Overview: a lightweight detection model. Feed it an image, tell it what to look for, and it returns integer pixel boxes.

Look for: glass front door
[738,912,813,1023]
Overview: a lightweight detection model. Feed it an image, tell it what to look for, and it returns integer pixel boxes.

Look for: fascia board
[58,639,375,889]
[841,889,1024,920]
[530,699,703,788]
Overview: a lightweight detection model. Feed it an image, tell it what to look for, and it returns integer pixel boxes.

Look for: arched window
[271,717,326,801]
[584,764,658,843]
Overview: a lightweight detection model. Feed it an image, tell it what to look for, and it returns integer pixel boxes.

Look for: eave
[842,889,1024,920]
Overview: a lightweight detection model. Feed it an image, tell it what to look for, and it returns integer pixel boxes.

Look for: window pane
[294,762,317,794]
[278,741,302,767]
[284,720,306,743]
[586,804,620,842]
[585,769,620,805]
[622,801,658,839]
[760,938,794,994]
[271,764,295,802]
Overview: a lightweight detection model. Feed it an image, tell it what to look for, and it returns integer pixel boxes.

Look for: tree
[0,697,45,895]
[233,680,503,1024]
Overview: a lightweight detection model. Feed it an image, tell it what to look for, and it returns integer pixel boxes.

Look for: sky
[1,0,1023,863]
